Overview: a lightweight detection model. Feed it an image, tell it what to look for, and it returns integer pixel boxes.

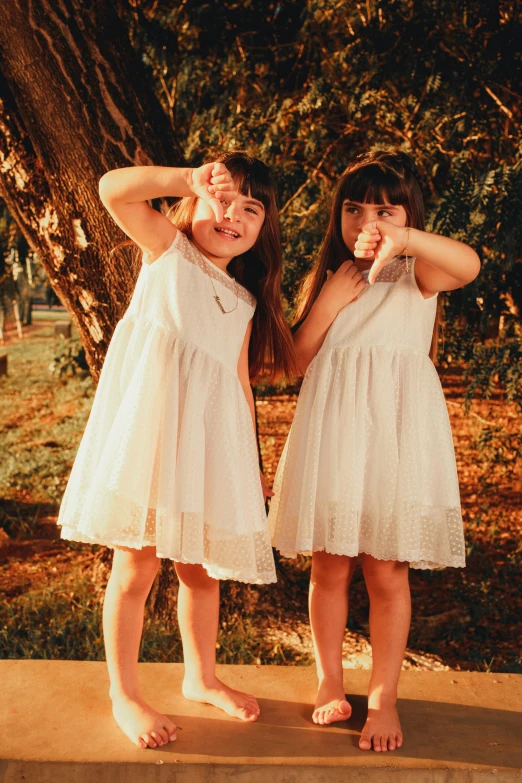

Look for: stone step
[1,661,521,782]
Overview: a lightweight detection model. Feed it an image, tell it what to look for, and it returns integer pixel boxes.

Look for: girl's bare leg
[359,555,410,752]
[103,546,177,749]
[309,551,358,724]
[176,562,260,722]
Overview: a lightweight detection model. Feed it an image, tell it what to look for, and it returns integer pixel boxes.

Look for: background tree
[0,0,180,379]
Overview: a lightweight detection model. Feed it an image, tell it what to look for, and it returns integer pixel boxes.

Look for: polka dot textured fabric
[269,256,465,570]
[58,230,276,584]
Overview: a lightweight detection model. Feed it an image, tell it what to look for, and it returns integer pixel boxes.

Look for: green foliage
[0,577,105,660]
[131,2,520,310]
[0,328,94,509]
[0,570,309,664]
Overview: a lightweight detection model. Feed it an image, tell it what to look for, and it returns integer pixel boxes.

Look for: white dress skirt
[269,257,465,570]
[58,230,276,584]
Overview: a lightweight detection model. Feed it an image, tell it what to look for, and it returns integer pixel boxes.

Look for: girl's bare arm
[357,222,481,294]
[405,229,480,295]
[237,321,273,500]
[98,163,237,263]
[237,320,256,432]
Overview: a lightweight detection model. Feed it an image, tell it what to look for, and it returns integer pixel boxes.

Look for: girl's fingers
[355,234,380,246]
[354,248,374,258]
[210,172,233,185]
[345,263,362,278]
[209,198,224,223]
[208,184,238,200]
[368,262,386,285]
[337,260,355,273]
[355,237,380,248]
[212,162,228,177]
[210,182,237,194]
[361,220,381,234]
[357,234,380,246]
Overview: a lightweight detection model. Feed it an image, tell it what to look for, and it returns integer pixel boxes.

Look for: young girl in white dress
[269,151,480,753]
[58,152,297,749]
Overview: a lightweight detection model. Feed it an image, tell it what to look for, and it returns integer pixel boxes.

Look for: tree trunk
[0,0,181,379]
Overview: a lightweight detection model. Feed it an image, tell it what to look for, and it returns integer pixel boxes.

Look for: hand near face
[318,260,367,316]
[191,162,239,223]
[354,221,408,285]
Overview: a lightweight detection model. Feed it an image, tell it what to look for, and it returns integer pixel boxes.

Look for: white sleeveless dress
[269,257,465,570]
[58,230,276,584]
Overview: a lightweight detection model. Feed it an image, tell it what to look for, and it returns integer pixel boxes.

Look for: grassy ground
[1,324,521,671]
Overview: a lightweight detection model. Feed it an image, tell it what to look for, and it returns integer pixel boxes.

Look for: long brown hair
[169,150,299,381]
[294,150,442,362]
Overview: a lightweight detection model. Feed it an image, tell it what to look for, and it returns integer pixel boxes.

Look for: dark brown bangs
[341,163,409,208]
[217,152,274,212]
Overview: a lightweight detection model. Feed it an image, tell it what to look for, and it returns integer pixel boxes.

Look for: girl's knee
[362,555,409,597]
[175,562,218,591]
[311,551,357,590]
[109,546,160,595]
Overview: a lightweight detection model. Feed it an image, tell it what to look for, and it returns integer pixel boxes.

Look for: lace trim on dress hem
[176,230,256,308]
[273,545,465,570]
[59,529,276,584]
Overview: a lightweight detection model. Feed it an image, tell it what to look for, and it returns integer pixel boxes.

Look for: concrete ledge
[1,661,521,782]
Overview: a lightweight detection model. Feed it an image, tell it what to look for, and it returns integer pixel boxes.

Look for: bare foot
[359,704,403,752]
[313,676,352,725]
[111,692,177,749]
[182,676,260,722]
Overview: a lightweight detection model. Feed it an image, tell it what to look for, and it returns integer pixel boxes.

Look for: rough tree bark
[0,0,181,379]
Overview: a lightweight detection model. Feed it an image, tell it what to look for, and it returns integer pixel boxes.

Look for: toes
[141,733,157,749]
[150,731,164,747]
[157,726,170,743]
[137,737,147,749]
[237,706,258,722]
[396,733,403,748]
[359,736,372,751]
[163,722,177,742]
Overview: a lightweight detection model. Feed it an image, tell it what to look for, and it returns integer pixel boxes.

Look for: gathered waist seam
[119,314,239,377]
[321,343,431,357]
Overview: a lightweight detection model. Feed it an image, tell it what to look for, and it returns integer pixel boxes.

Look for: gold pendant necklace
[199,250,239,314]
